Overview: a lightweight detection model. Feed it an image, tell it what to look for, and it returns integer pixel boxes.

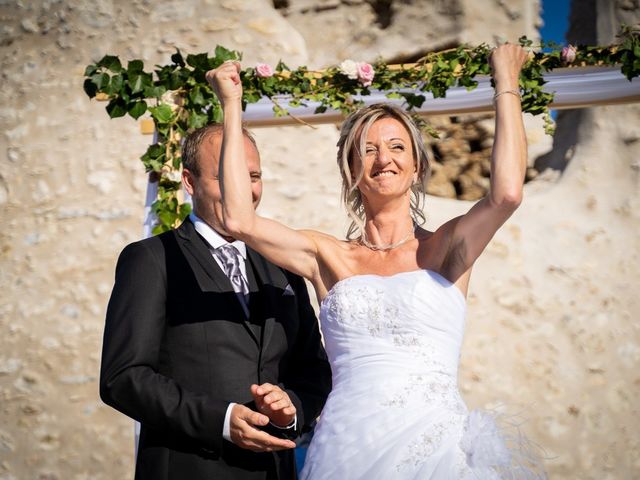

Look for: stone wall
[1,1,638,478]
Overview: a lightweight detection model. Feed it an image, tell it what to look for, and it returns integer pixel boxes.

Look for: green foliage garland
[83,26,640,234]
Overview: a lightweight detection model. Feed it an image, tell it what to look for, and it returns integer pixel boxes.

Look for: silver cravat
[213,244,250,296]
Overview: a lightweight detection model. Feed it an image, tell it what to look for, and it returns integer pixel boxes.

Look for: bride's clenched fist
[489,43,529,87]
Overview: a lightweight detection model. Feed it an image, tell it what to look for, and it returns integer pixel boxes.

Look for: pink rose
[255,63,274,78]
[357,62,375,87]
[561,45,577,64]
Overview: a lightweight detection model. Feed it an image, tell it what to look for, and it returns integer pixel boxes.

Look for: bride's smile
[354,117,416,198]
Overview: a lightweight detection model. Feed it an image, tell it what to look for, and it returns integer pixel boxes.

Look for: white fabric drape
[242,66,640,127]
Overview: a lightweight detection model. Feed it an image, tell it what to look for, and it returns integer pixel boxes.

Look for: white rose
[160,90,184,112]
[163,168,182,183]
[339,59,359,80]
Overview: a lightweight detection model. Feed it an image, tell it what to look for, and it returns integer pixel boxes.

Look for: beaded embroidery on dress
[300,270,545,480]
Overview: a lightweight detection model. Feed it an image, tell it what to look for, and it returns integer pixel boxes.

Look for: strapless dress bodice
[320,269,466,379]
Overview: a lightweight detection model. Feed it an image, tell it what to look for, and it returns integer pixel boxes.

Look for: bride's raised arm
[205,62,324,284]
[440,44,529,279]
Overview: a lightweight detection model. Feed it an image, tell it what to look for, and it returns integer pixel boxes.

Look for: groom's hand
[205,61,242,107]
[229,404,296,452]
[251,383,297,428]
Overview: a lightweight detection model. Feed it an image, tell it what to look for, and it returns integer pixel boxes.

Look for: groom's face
[184,132,263,238]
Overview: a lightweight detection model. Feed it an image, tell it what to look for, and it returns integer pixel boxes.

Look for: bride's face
[352,117,416,202]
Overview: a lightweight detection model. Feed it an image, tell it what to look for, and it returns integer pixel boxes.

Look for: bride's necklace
[359,224,415,251]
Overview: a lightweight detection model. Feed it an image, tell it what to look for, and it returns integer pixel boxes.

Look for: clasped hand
[229,383,297,452]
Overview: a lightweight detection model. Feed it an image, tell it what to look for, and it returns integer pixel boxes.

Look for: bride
[207,44,544,479]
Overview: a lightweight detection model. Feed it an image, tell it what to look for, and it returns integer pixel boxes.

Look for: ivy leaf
[119,87,131,103]
[275,60,290,72]
[273,104,287,117]
[158,69,187,90]
[401,92,426,108]
[179,202,192,219]
[188,86,205,106]
[97,55,123,72]
[128,101,147,119]
[141,144,166,172]
[214,45,240,65]
[127,59,144,74]
[84,64,98,77]
[188,110,208,129]
[170,149,182,169]
[244,91,261,103]
[129,72,152,94]
[144,84,167,99]
[212,104,223,123]
[186,53,210,71]
[90,72,109,90]
[457,76,478,90]
[174,70,190,90]
[147,144,165,158]
[83,78,98,98]
[106,98,128,118]
[106,74,124,96]
[156,209,178,229]
[152,223,170,235]
[155,124,170,137]
[149,104,174,124]
[171,49,186,67]
[518,35,533,47]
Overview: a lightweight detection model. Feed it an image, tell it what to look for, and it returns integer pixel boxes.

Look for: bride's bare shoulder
[299,230,357,251]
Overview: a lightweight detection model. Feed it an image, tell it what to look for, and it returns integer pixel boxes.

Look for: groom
[100,124,331,479]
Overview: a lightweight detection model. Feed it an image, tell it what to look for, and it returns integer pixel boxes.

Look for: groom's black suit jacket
[100,219,331,479]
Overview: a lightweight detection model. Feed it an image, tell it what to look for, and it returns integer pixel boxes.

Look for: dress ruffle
[460,409,546,479]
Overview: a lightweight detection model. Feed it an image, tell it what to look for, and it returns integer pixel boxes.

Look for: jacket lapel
[175,220,229,292]
[175,220,260,346]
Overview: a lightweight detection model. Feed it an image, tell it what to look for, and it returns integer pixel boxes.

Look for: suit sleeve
[99,240,228,453]
[280,273,332,434]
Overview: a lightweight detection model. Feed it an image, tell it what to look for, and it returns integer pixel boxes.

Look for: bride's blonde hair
[336,103,431,240]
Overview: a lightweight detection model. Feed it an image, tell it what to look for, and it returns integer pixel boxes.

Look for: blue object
[295,447,308,475]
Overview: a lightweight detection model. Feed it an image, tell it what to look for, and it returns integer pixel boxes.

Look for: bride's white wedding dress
[300,270,543,479]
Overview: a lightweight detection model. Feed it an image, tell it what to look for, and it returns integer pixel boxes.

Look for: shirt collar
[190,213,247,259]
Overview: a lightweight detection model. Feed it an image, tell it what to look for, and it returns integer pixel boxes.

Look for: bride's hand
[205,60,243,106]
[489,43,529,88]
[251,383,297,428]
